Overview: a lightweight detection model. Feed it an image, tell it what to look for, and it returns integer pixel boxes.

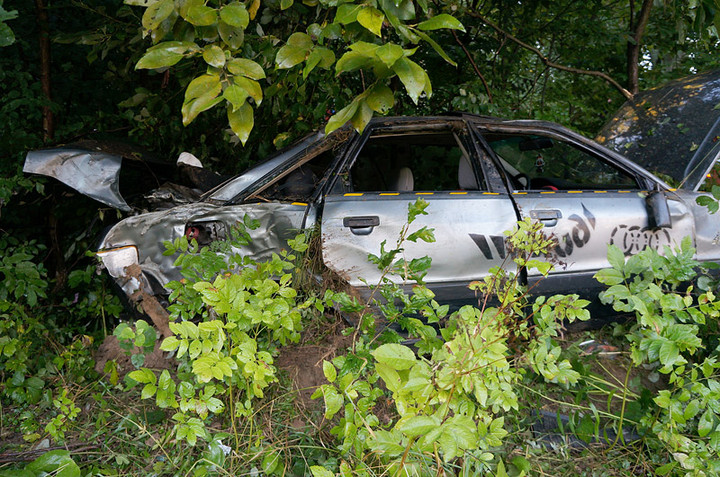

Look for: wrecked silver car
[25,114,720,310]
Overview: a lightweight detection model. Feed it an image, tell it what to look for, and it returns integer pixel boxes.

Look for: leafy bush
[122,218,327,449]
[311,205,590,475]
[596,238,720,475]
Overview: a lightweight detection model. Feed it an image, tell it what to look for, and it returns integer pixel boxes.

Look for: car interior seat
[391,166,414,191]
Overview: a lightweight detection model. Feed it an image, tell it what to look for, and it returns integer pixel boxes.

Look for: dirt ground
[275,323,353,410]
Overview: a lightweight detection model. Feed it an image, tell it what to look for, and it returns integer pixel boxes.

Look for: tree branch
[470,12,633,99]
[451,30,493,103]
[626,0,653,94]
[35,0,54,140]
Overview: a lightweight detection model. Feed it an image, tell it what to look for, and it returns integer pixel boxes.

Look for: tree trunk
[626,0,653,95]
[35,0,54,141]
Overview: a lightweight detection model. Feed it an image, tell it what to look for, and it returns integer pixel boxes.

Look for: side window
[250,148,336,202]
[347,130,485,192]
[484,133,638,190]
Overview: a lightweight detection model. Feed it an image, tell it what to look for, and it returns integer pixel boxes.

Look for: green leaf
[315,47,336,68]
[128,368,156,384]
[655,462,677,476]
[496,460,509,477]
[594,267,624,286]
[697,195,720,213]
[350,100,374,132]
[698,410,714,437]
[219,21,244,49]
[369,429,405,456]
[276,44,307,69]
[323,360,337,383]
[375,362,402,393]
[220,2,249,28]
[287,32,313,49]
[335,51,373,75]
[366,84,394,114]
[357,7,384,37]
[136,41,197,69]
[142,0,174,32]
[335,4,362,24]
[182,74,222,125]
[417,13,465,32]
[375,43,404,67]
[228,58,265,79]
[373,343,416,370]
[203,45,226,68]
[228,102,254,145]
[407,226,435,243]
[303,49,322,78]
[607,244,626,271]
[27,450,80,477]
[0,23,15,48]
[184,4,217,26]
[223,84,248,110]
[658,340,679,367]
[396,415,438,437]
[349,40,381,56]
[321,385,343,419]
[392,57,426,104]
[141,383,157,399]
[379,0,415,21]
[262,451,281,474]
[310,466,334,477]
[280,0,293,9]
[0,5,19,23]
[414,29,457,66]
[511,455,532,473]
[684,399,700,420]
[325,99,359,133]
[160,336,180,351]
[233,76,262,104]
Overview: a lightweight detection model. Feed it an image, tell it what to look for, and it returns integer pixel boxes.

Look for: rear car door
[320,119,519,305]
[474,126,695,297]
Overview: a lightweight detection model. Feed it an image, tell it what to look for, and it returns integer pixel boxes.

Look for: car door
[320,119,519,305]
[474,126,695,297]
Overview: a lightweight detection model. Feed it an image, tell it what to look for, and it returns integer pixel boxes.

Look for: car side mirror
[646,190,671,229]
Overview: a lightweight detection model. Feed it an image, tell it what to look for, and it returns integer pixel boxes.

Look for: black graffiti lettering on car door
[555,204,596,258]
[610,225,671,256]
[469,234,506,260]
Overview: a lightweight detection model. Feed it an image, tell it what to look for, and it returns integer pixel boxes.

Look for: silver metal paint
[99,202,310,291]
[24,148,131,211]
[512,191,694,279]
[321,192,518,289]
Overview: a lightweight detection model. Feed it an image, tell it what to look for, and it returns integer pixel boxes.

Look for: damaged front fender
[97,201,311,300]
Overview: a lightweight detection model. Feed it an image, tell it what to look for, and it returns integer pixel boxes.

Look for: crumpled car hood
[24,147,131,211]
[23,140,181,212]
[597,69,720,191]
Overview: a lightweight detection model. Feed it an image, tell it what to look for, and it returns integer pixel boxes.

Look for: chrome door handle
[343,216,379,235]
[530,209,562,227]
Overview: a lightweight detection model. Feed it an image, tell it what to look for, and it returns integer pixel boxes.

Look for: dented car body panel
[24,148,132,211]
[25,114,720,310]
[98,202,311,297]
